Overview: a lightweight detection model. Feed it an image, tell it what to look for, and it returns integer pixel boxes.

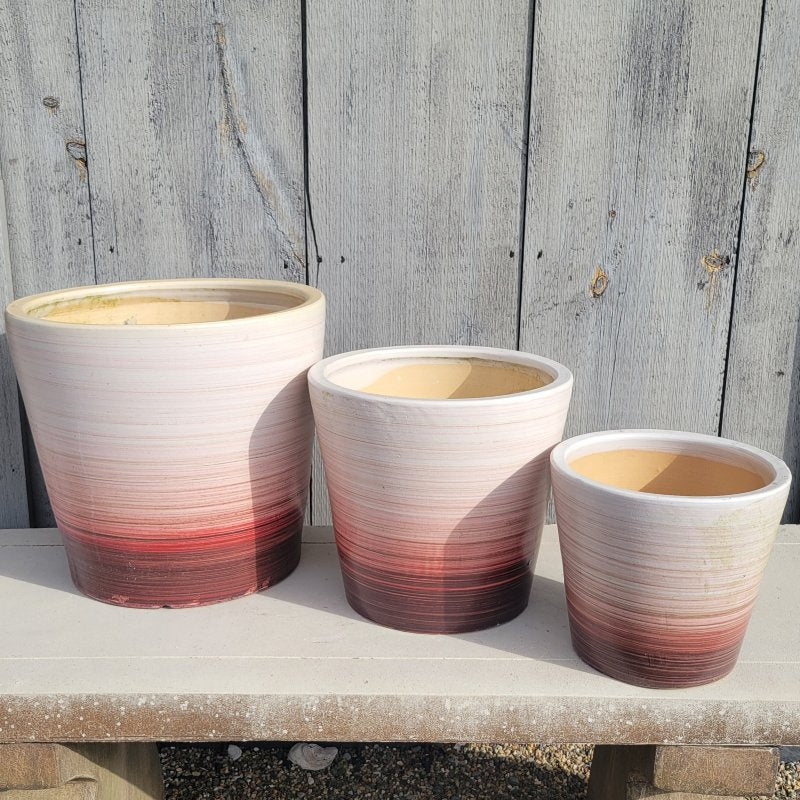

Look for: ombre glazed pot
[6,279,324,607]
[309,345,573,633]
[551,430,792,688]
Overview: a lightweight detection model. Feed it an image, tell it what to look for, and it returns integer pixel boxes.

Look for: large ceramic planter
[308,345,573,633]
[6,278,325,607]
[551,429,791,688]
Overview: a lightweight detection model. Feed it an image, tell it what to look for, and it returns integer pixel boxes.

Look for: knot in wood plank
[589,266,609,297]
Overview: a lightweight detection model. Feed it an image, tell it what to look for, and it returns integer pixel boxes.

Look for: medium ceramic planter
[6,279,325,607]
[308,345,573,633]
[551,429,792,688]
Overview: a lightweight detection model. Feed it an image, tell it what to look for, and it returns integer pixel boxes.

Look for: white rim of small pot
[5,278,323,331]
[307,345,573,407]
[550,429,792,505]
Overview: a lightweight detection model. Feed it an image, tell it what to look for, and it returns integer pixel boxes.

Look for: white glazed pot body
[6,279,325,607]
[551,430,791,687]
[309,345,573,633]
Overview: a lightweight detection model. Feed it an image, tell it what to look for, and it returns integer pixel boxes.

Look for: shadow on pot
[0,374,315,603]
[260,466,595,675]
[307,345,574,635]
[3,278,324,607]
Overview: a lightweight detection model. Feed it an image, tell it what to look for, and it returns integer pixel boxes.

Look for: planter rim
[551,428,792,505]
[308,345,573,406]
[5,278,323,331]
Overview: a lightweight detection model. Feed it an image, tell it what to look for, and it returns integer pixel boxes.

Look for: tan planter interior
[25,287,309,326]
[329,356,555,400]
[569,449,770,496]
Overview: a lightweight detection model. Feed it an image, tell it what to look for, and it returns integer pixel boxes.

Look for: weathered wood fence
[1,0,798,527]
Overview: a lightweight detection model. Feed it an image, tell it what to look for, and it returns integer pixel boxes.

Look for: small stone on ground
[159,743,799,799]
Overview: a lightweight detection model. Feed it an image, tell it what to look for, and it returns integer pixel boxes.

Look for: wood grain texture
[589,745,780,800]
[0,742,163,799]
[74,0,305,284]
[0,181,27,527]
[519,0,761,443]
[721,0,800,522]
[0,0,95,526]
[306,0,531,523]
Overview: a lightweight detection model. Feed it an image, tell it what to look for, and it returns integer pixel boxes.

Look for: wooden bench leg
[589,744,780,799]
[0,743,163,800]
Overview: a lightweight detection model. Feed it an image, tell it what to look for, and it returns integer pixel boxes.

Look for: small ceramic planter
[6,279,325,607]
[309,345,573,633]
[551,429,792,688]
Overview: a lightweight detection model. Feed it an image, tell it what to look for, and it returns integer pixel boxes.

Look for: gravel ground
[160,742,799,799]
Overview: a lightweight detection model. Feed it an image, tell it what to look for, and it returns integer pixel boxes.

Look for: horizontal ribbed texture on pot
[551,430,791,688]
[309,346,573,633]
[6,279,324,607]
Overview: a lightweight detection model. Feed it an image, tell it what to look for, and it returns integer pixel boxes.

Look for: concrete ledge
[0,526,798,745]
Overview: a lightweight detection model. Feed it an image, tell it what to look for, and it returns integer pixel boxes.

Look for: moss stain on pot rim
[6,278,323,330]
[309,345,573,406]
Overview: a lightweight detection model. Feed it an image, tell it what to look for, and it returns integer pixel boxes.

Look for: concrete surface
[0,526,797,745]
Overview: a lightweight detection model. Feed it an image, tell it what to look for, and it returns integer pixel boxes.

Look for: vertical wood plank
[307,0,532,522]
[75,0,305,284]
[722,0,800,521]
[0,0,95,526]
[73,0,304,522]
[0,181,28,527]
[520,1,761,443]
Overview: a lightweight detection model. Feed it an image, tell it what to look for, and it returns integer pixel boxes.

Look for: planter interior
[326,354,555,399]
[21,284,308,326]
[569,448,771,496]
